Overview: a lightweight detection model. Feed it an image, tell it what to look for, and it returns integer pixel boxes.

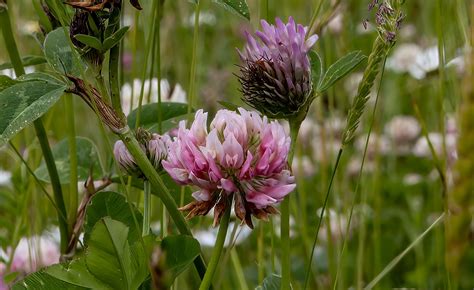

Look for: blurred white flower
[317,208,358,243]
[445,116,458,135]
[292,156,316,178]
[312,137,341,163]
[194,222,252,248]
[388,43,466,79]
[0,169,12,187]
[399,24,417,40]
[386,43,423,75]
[346,157,376,177]
[344,72,363,98]
[403,173,423,186]
[410,45,439,79]
[413,132,457,163]
[19,21,41,35]
[1,235,60,275]
[327,13,343,34]
[355,133,390,159]
[356,21,375,34]
[0,67,35,78]
[323,116,345,140]
[121,78,187,115]
[385,116,421,154]
[186,11,216,27]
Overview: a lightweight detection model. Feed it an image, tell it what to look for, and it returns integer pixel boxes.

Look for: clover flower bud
[114,140,141,177]
[237,17,318,118]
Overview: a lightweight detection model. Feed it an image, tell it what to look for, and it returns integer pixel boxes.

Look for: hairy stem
[199,200,231,290]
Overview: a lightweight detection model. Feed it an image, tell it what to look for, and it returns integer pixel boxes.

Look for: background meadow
[0,0,472,289]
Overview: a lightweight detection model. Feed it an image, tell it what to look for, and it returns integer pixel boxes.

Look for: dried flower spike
[237,17,318,119]
[162,108,296,228]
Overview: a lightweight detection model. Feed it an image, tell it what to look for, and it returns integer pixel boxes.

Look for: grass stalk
[65,94,79,231]
[365,213,446,289]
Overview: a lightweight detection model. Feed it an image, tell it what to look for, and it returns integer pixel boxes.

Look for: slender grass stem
[364,213,446,289]
[65,94,78,230]
[0,2,69,254]
[135,0,159,128]
[188,0,201,116]
[231,249,249,290]
[303,148,343,290]
[142,180,151,236]
[199,199,231,290]
[307,0,327,38]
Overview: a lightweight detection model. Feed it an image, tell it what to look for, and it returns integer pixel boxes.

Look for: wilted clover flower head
[114,131,170,178]
[238,17,318,118]
[162,108,296,228]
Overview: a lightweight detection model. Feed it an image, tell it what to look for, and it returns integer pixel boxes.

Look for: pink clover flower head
[238,17,318,118]
[162,108,296,228]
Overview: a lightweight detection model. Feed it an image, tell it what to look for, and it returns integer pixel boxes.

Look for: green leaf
[309,50,323,89]
[17,72,66,86]
[0,55,47,70]
[0,75,18,92]
[317,51,366,93]
[86,218,134,290]
[127,102,190,129]
[84,191,143,245]
[160,235,201,283]
[34,137,103,184]
[74,34,103,51]
[3,271,19,283]
[45,259,111,289]
[218,100,240,111]
[0,80,67,146]
[12,270,87,290]
[102,26,130,52]
[44,28,86,77]
[212,0,250,20]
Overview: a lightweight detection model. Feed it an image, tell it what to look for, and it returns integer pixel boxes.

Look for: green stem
[199,200,231,290]
[365,213,446,289]
[281,118,303,290]
[143,180,151,236]
[109,2,122,112]
[306,0,327,38]
[65,94,78,231]
[0,1,69,254]
[333,55,389,290]
[135,0,159,128]
[118,127,207,279]
[304,148,343,290]
[188,0,201,116]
